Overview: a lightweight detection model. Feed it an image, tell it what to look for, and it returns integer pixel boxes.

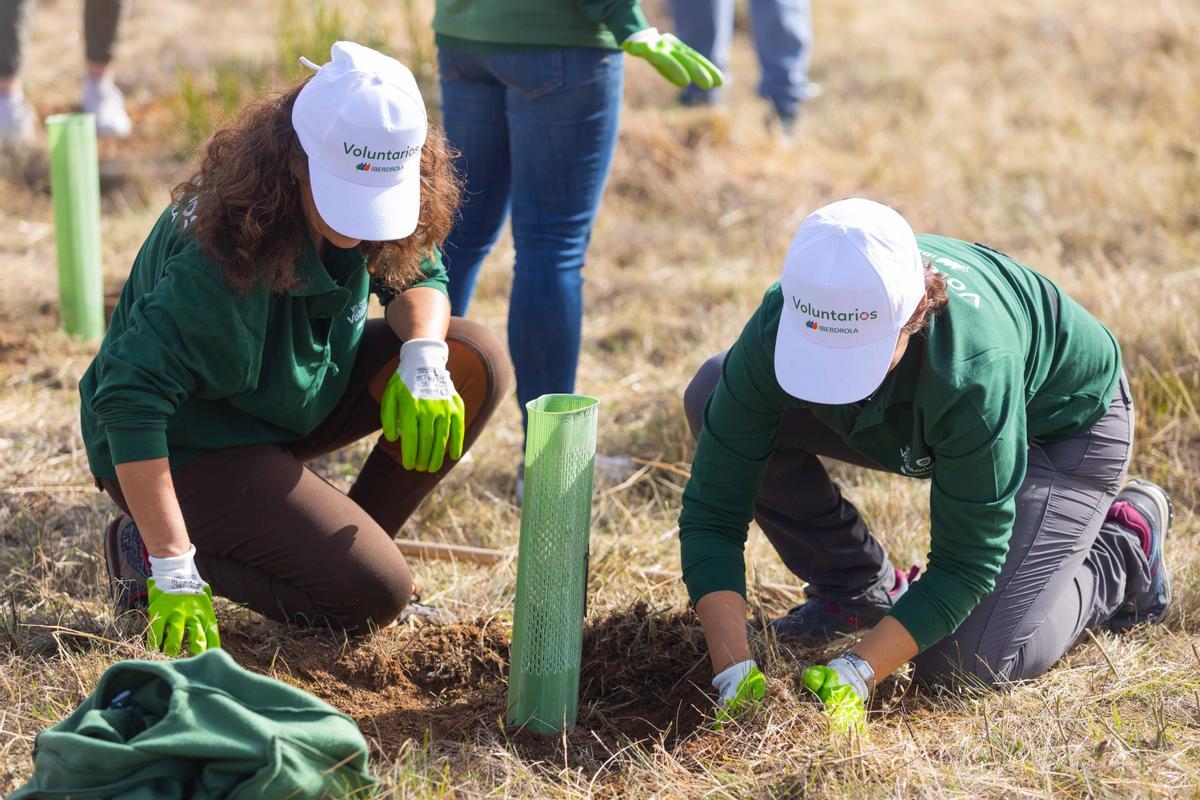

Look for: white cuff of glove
[399,338,449,371]
[712,658,758,703]
[148,545,206,595]
[826,657,869,701]
[624,27,660,45]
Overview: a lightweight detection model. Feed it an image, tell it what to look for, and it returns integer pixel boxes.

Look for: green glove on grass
[712,659,767,729]
[147,578,220,657]
[381,338,466,472]
[622,28,725,89]
[802,664,867,735]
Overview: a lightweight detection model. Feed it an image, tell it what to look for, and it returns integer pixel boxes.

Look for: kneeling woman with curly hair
[81,42,513,656]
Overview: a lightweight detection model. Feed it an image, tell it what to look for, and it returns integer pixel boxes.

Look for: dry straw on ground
[2,0,1198,797]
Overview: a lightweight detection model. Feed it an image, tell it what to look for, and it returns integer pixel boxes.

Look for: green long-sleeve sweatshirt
[79,201,448,480]
[10,649,376,798]
[433,0,649,52]
[680,235,1122,652]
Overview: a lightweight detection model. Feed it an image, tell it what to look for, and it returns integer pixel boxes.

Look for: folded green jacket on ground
[10,649,377,799]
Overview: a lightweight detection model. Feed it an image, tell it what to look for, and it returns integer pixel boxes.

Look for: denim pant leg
[438,47,514,317]
[750,0,813,111]
[684,353,894,601]
[669,0,733,105]
[500,48,623,419]
[912,377,1144,687]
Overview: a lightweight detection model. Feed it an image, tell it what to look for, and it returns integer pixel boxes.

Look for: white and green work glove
[381,338,466,473]
[146,545,221,657]
[802,657,871,735]
[712,659,767,729]
[621,28,725,90]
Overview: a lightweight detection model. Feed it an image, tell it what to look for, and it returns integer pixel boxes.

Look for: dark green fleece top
[434,0,649,52]
[9,649,376,799]
[679,235,1122,651]
[79,201,448,480]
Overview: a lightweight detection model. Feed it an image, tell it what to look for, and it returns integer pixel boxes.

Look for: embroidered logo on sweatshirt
[899,444,934,476]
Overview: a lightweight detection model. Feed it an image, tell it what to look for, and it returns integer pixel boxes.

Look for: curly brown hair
[902,264,950,335]
[171,79,461,294]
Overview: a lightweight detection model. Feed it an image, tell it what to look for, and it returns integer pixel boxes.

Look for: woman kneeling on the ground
[80,42,513,657]
[681,198,1172,729]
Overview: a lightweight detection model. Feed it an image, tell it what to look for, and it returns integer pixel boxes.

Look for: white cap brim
[774,322,901,405]
[308,156,420,242]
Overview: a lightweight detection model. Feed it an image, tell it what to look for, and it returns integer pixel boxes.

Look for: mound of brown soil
[222,602,712,764]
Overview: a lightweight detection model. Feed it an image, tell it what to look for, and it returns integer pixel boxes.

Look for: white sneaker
[0,91,37,145]
[81,77,132,138]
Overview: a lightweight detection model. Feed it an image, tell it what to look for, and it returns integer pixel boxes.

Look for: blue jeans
[669,0,812,111]
[438,47,623,424]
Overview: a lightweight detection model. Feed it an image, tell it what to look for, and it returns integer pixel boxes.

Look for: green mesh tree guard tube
[506,394,599,734]
[47,113,105,342]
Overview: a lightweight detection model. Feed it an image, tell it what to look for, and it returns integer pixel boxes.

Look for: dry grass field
[2,0,1198,796]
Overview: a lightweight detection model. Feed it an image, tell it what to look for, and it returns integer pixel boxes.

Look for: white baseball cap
[292,41,427,241]
[774,198,924,405]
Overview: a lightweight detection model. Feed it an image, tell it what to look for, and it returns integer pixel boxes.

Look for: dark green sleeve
[888,355,1027,651]
[89,258,267,465]
[578,0,648,43]
[373,246,449,305]
[679,289,794,606]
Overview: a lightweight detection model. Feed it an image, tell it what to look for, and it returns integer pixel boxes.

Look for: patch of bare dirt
[221,603,713,763]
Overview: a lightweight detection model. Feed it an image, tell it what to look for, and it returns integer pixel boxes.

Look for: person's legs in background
[749,0,814,131]
[82,0,131,137]
[668,0,733,106]
[0,0,131,142]
[438,47,514,317]
[0,0,37,144]
[502,47,623,422]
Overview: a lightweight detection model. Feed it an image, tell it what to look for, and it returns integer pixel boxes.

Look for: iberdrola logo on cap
[344,141,421,173]
[794,296,877,336]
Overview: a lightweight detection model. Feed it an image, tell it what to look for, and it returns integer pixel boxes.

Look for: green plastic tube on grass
[506,394,599,734]
[46,113,105,342]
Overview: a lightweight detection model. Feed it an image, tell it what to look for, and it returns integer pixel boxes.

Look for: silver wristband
[840,650,876,690]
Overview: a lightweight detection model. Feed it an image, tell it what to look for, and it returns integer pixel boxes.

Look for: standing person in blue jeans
[669,0,814,129]
[432,1,722,487]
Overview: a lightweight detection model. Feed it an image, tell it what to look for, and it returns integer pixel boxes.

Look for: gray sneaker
[81,77,131,138]
[103,515,151,611]
[0,91,37,146]
[771,565,918,640]
[1107,479,1173,631]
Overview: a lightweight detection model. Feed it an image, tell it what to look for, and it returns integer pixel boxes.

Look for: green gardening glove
[712,659,767,729]
[381,338,466,473]
[145,546,220,657]
[802,663,868,735]
[621,28,725,90]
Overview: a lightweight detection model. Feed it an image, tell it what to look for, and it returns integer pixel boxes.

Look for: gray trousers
[684,353,1150,686]
[0,0,126,77]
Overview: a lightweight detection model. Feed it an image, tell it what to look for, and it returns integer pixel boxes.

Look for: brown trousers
[102,318,514,631]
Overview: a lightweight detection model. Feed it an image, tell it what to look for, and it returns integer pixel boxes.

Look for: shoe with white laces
[81,76,132,138]
[0,90,37,145]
